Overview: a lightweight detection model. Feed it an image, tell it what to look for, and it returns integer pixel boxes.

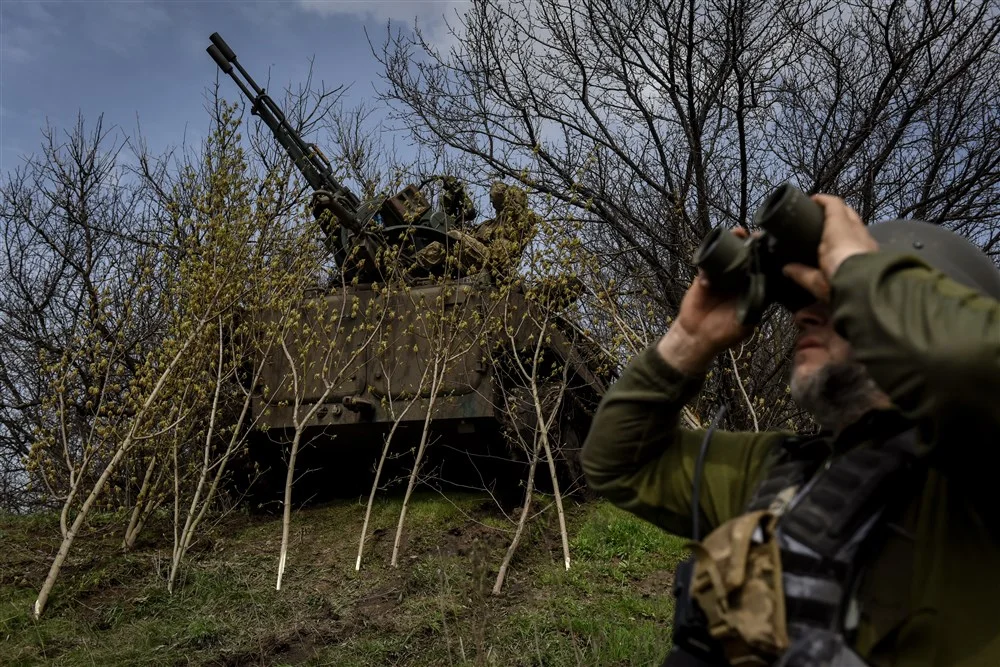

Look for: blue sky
[1,0,470,173]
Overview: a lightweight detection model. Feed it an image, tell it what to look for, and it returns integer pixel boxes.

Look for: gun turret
[207,33,482,283]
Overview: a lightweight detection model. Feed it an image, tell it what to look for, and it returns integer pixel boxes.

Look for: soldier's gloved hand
[783,194,879,303]
[657,228,756,375]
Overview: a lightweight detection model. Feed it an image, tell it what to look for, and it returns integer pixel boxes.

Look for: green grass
[0,493,689,666]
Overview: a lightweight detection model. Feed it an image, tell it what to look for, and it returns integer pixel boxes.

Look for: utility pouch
[687,509,790,666]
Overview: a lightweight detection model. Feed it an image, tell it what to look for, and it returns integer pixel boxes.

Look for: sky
[0,0,471,174]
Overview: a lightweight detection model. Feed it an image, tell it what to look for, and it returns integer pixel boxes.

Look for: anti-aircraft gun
[207,32,479,283]
[207,33,610,509]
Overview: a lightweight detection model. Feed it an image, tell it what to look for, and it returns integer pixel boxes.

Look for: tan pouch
[686,509,789,666]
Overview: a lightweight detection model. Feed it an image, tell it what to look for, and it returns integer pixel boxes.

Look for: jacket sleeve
[830,251,1000,445]
[580,345,786,539]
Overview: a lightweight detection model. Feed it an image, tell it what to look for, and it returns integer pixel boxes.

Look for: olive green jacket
[581,251,1000,667]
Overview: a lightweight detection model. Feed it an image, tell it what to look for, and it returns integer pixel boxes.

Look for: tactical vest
[665,426,923,667]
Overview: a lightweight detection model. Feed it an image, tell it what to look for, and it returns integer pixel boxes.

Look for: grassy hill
[0,493,688,666]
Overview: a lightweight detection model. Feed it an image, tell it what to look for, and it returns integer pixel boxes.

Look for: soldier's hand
[656,228,756,375]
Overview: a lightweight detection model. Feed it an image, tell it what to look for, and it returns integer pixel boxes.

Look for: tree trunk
[123,454,158,550]
[391,361,443,567]
[493,440,542,594]
[357,424,400,571]
[276,431,302,590]
[34,439,133,617]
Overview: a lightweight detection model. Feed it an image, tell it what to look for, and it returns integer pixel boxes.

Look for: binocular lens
[693,228,747,293]
[756,184,793,228]
[752,184,824,264]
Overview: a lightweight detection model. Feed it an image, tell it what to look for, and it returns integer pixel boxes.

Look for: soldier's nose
[793,302,829,329]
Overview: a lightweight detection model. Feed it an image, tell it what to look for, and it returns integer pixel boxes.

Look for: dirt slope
[0,493,687,666]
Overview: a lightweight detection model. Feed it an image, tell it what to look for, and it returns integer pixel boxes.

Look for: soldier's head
[789,219,1000,431]
[789,300,886,432]
[489,182,509,212]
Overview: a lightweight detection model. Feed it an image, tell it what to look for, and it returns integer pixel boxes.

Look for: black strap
[778,428,923,636]
[693,405,728,541]
[775,628,872,667]
[664,405,733,667]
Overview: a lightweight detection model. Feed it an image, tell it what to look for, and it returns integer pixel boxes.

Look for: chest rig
[665,425,923,667]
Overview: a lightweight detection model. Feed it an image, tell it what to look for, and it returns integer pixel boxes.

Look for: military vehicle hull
[237,277,606,510]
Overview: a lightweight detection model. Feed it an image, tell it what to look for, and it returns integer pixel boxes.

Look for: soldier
[440,175,478,226]
[416,181,540,280]
[581,194,1000,667]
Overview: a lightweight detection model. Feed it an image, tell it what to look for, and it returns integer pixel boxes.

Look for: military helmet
[868,220,1000,300]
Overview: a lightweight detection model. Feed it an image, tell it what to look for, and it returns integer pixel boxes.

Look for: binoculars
[693,183,824,324]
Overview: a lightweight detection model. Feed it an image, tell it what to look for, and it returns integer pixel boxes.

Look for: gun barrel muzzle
[207,44,233,74]
[210,32,237,62]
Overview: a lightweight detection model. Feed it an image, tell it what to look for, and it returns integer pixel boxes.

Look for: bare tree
[481,192,618,593]
[491,295,576,591]
[355,356,431,571]
[271,284,389,589]
[29,252,220,617]
[0,114,163,512]
[23,97,329,616]
[377,0,1000,429]
[162,113,326,592]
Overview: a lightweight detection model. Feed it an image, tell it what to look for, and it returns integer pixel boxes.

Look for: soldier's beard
[790,358,885,432]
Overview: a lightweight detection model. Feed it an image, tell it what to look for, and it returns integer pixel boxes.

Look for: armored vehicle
[207,33,609,508]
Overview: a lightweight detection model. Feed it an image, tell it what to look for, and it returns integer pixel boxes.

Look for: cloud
[78,1,171,57]
[235,2,301,31]
[0,2,63,65]
[295,0,472,49]
[296,0,467,22]
[1,1,171,64]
